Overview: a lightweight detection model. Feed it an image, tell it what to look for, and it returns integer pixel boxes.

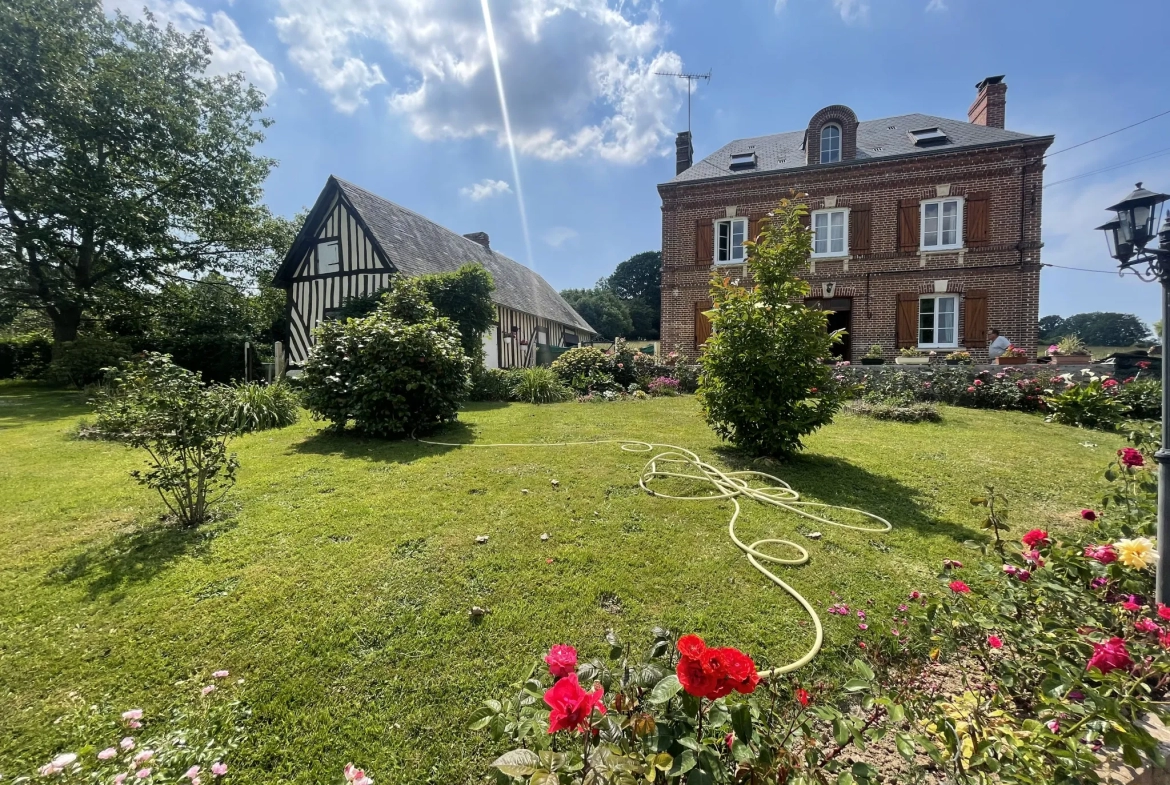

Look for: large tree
[0,0,276,344]
[1042,312,1151,347]
[605,251,661,339]
[561,287,634,340]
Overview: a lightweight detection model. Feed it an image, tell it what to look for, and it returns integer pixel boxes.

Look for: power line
[1044,108,1170,159]
[1043,146,1170,189]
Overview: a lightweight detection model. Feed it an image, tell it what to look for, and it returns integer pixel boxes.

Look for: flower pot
[895,357,930,365]
[994,356,1029,365]
[860,358,884,365]
[1053,354,1092,366]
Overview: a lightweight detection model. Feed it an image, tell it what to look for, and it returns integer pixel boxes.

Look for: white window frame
[820,124,842,164]
[811,208,850,258]
[316,240,340,274]
[714,217,748,265]
[917,294,959,349]
[920,197,964,251]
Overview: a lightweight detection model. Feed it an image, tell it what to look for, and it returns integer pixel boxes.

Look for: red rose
[988,635,1003,649]
[795,688,810,707]
[1086,637,1132,675]
[1103,378,1119,388]
[722,648,760,695]
[544,644,578,679]
[949,580,971,594]
[1161,632,1170,650]
[1022,529,1050,549]
[699,647,730,677]
[677,655,718,699]
[1118,448,1145,468]
[1081,509,1097,521]
[1158,604,1170,621]
[544,674,606,734]
[677,634,706,660]
[1084,544,1117,564]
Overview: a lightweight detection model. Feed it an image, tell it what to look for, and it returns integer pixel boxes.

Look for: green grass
[0,382,1124,782]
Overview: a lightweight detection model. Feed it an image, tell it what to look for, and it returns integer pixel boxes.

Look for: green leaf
[731,739,754,763]
[895,733,916,762]
[833,718,851,746]
[730,703,753,745]
[491,749,542,777]
[837,773,855,785]
[843,678,869,692]
[530,771,558,785]
[666,750,695,776]
[852,659,875,681]
[467,703,499,731]
[646,674,681,704]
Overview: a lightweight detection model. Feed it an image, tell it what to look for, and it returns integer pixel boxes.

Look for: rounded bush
[300,281,470,437]
[49,336,133,388]
[511,367,571,404]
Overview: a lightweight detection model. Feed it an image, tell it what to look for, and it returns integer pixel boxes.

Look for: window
[820,125,841,164]
[908,127,949,147]
[715,218,747,264]
[729,151,757,171]
[918,295,958,348]
[812,209,849,257]
[322,307,343,321]
[921,198,963,251]
[316,240,340,274]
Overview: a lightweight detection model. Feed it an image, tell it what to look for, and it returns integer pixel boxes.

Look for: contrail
[479,0,535,269]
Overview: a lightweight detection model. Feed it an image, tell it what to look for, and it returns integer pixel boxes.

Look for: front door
[806,297,852,360]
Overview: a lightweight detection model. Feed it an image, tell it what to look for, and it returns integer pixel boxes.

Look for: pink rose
[98,748,117,761]
[1087,637,1132,674]
[211,763,227,777]
[1081,509,1097,521]
[543,644,578,679]
[988,635,1003,649]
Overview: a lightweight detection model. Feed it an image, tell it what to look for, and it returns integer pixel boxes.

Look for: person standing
[987,328,1011,360]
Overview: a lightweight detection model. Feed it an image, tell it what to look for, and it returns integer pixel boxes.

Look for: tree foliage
[301,278,471,437]
[0,0,276,344]
[1038,312,1151,347]
[699,197,843,456]
[559,251,662,340]
[560,288,634,340]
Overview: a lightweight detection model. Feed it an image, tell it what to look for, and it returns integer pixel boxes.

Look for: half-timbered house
[273,176,594,368]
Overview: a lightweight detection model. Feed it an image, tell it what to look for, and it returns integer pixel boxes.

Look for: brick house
[658,76,1053,362]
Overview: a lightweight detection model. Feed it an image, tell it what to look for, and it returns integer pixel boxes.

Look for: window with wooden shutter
[694,302,712,347]
[748,216,762,244]
[963,289,988,347]
[849,205,872,255]
[896,293,918,348]
[695,220,713,264]
[965,192,991,246]
[897,198,920,253]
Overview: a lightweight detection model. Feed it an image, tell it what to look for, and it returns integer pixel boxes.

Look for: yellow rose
[1115,537,1158,570]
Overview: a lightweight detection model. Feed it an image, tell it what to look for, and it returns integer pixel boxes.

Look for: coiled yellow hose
[416,437,892,677]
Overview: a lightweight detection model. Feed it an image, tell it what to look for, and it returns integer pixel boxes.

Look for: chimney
[968,75,1007,129]
[463,231,490,249]
[675,131,693,175]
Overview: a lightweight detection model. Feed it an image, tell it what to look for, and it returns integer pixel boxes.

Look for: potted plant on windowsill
[995,346,1030,365]
[861,344,885,365]
[945,350,973,366]
[1049,335,1093,366]
[895,348,930,365]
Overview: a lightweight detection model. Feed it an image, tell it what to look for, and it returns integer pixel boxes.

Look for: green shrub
[607,337,639,387]
[1044,376,1125,429]
[48,336,132,388]
[673,364,700,393]
[300,278,470,436]
[510,367,571,404]
[0,332,52,379]
[1115,376,1161,420]
[551,347,610,389]
[94,353,238,527]
[469,367,515,402]
[221,381,300,433]
[699,198,843,456]
[846,398,941,423]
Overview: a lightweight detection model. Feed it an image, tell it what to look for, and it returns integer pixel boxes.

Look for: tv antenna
[655,69,711,135]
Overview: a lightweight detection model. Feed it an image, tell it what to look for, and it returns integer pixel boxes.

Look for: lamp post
[1097,183,1170,604]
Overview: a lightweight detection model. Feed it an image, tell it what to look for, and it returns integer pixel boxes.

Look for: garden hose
[415,437,892,677]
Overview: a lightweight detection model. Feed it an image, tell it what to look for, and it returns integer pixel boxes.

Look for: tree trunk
[48,302,83,346]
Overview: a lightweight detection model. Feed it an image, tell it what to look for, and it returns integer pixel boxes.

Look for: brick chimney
[675,131,693,175]
[463,232,490,249]
[968,75,1007,129]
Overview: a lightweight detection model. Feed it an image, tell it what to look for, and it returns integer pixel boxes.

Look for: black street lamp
[1098,183,1170,603]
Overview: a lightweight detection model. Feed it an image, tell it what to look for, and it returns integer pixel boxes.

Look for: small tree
[699,197,842,456]
[301,278,470,437]
[95,353,238,527]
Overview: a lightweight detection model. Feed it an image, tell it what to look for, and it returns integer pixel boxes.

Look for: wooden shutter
[964,289,988,347]
[694,302,712,347]
[965,192,991,246]
[849,205,872,255]
[896,293,918,349]
[897,198,920,253]
[695,220,713,264]
[748,216,762,244]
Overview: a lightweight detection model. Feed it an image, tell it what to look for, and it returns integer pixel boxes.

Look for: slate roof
[281,177,595,335]
[668,113,1049,184]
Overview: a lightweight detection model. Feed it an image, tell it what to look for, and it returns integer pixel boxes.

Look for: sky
[108,0,1170,328]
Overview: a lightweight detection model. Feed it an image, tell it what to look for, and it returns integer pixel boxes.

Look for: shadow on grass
[712,447,978,543]
[290,419,478,464]
[47,515,237,600]
[0,383,87,429]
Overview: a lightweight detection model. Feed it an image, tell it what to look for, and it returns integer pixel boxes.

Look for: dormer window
[729,152,757,171]
[820,125,841,163]
[909,127,950,147]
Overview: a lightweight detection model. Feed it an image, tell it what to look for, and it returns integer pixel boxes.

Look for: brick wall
[659,139,1051,362]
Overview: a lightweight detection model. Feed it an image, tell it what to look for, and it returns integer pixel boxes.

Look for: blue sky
[111,0,1170,327]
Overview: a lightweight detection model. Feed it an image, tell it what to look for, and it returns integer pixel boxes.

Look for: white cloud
[273,0,688,164]
[833,0,869,23]
[543,226,578,247]
[925,0,947,11]
[105,0,278,95]
[460,178,513,201]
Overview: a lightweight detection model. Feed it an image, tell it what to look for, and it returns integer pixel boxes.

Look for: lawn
[0,383,1125,783]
